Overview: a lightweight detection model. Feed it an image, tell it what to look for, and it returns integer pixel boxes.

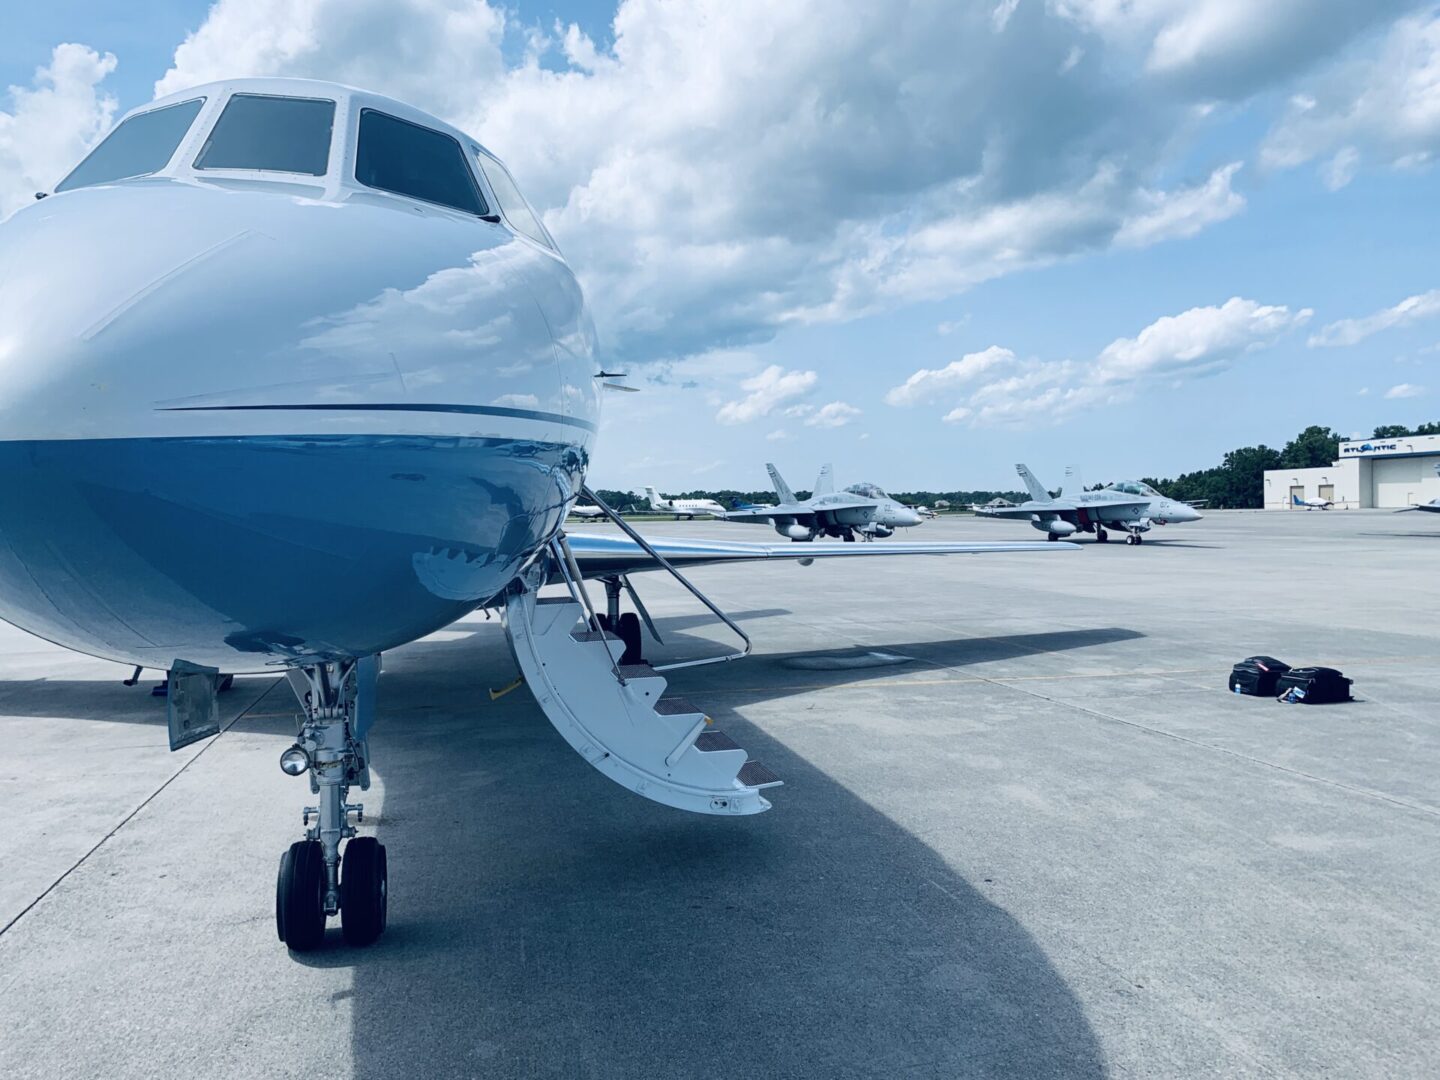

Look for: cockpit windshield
[1112,481,1162,497]
[194,94,335,175]
[55,98,205,193]
[844,482,889,500]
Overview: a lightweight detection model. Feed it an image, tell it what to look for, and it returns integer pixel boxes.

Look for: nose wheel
[275,661,388,952]
[276,840,326,950]
[339,836,388,946]
[1126,532,1143,545]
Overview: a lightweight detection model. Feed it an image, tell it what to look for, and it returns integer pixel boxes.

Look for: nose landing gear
[275,661,387,951]
[1125,531,1144,545]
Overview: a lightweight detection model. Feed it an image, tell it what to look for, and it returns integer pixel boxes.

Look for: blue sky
[2,1,1437,492]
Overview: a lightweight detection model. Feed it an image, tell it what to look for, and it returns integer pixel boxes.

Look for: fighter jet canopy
[1110,481,1163,497]
[844,482,889,499]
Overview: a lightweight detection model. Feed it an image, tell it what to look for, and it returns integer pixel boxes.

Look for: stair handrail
[549,532,627,686]
[582,485,752,671]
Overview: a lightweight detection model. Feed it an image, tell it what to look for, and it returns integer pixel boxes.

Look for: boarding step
[571,629,619,644]
[654,696,704,717]
[695,729,739,752]
[738,760,782,789]
[502,589,777,816]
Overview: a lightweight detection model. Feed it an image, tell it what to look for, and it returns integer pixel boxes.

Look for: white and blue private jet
[1,78,1075,951]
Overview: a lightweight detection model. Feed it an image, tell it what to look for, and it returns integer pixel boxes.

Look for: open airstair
[502,485,781,815]
[504,587,780,814]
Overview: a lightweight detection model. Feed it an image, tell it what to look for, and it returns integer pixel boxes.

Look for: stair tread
[738,760,782,789]
[618,663,656,678]
[654,696,704,717]
[695,729,740,753]
[571,629,618,643]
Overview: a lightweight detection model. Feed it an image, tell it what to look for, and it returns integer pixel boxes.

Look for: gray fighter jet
[724,463,922,541]
[976,464,1202,545]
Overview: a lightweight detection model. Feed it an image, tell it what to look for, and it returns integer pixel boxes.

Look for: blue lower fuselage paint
[0,435,585,671]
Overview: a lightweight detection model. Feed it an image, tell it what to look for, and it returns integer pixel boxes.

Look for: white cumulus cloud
[1308,289,1440,347]
[885,346,1017,406]
[804,401,861,428]
[1094,296,1312,383]
[936,297,1310,426]
[1385,383,1426,399]
[715,365,817,424]
[0,44,117,220]
[1263,9,1440,183]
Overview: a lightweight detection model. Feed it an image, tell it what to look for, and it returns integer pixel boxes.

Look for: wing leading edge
[566,533,1078,577]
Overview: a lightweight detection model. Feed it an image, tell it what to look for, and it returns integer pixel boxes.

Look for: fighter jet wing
[974,506,1045,520]
[566,533,1077,576]
[720,505,813,522]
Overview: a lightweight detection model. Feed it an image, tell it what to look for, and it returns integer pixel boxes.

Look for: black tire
[1047,533,1058,542]
[616,612,644,666]
[1134,534,1144,545]
[1095,531,1108,543]
[341,837,388,946]
[277,839,326,951]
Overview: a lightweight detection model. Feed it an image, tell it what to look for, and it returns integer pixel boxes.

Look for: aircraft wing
[566,533,1077,576]
[974,505,1047,520]
[720,504,814,522]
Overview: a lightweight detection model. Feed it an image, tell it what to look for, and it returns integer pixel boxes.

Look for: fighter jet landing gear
[275,661,386,951]
[1125,531,1144,546]
[1095,527,1109,543]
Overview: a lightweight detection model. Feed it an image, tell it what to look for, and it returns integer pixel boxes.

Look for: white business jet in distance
[643,486,728,519]
[1,78,1075,952]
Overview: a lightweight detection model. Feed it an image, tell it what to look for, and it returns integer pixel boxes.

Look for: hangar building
[1264,433,1440,509]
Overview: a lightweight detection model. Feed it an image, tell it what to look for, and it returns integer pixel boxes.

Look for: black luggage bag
[1276,666,1352,704]
[1229,656,1291,696]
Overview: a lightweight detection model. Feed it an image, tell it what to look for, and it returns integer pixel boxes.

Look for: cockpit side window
[355,110,487,217]
[194,94,335,175]
[474,151,555,249]
[55,98,206,193]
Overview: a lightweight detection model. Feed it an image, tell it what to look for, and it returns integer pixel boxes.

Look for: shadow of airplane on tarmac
[260,616,1116,1078]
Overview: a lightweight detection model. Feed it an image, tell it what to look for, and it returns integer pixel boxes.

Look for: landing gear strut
[1095,527,1108,543]
[275,661,386,950]
[599,576,647,665]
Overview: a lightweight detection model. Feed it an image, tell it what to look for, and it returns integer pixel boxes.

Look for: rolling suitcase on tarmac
[1229,656,1291,696]
[1275,666,1352,704]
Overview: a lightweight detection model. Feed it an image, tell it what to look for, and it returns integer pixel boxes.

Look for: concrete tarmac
[1,509,1437,1078]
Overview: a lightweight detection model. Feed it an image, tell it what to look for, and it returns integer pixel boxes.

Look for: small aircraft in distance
[976,465,1202,545]
[724,463,922,540]
[643,486,728,519]
[1396,464,1440,513]
[1293,493,1334,510]
[567,504,606,520]
[912,505,937,519]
